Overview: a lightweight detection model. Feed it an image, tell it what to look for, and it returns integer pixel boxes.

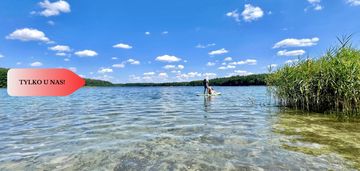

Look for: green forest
[84,78,113,87]
[117,74,267,86]
[0,68,267,88]
[0,68,7,88]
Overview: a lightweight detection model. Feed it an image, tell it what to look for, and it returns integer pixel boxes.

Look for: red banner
[7,68,85,96]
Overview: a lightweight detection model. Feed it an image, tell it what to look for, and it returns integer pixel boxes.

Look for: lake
[0,86,359,170]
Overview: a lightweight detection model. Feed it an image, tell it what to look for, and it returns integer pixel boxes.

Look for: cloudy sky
[0,0,360,83]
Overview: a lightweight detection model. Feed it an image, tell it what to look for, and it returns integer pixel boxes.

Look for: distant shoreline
[110,74,268,87]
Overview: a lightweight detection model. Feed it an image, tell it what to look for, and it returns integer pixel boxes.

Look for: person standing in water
[203,78,209,94]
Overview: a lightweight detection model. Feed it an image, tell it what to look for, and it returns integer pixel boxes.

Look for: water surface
[0,87,358,170]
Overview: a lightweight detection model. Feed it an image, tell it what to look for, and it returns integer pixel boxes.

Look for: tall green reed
[266,35,360,117]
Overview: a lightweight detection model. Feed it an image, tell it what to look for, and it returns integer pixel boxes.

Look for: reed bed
[266,36,360,117]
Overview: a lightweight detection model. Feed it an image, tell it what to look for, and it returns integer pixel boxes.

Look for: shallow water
[0,86,359,170]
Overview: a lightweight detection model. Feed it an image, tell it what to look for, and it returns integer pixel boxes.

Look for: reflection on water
[0,87,358,170]
[203,96,214,113]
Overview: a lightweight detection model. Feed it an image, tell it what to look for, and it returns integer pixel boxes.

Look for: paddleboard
[197,92,221,96]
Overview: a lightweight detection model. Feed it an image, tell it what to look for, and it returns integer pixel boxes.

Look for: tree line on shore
[0,68,7,88]
[116,74,267,86]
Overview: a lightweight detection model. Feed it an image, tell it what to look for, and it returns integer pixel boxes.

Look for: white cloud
[233,70,253,76]
[163,64,184,70]
[158,72,168,77]
[229,59,257,65]
[206,62,216,66]
[155,55,181,62]
[30,61,43,67]
[113,43,132,49]
[111,57,118,60]
[0,54,4,58]
[177,72,202,79]
[171,70,181,74]
[64,58,70,62]
[142,76,153,81]
[68,67,77,72]
[187,72,202,77]
[48,20,55,25]
[226,10,240,22]
[112,59,140,68]
[38,0,71,17]
[314,5,323,10]
[203,73,217,78]
[285,59,299,64]
[347,0,360,6]
[56,52,67,56]
[16,62,22,65]
[273,37,319,48]
[177,65,185,70]
[224,57,232,61]
[129,73,178,83]
[277,49,305,57]
[129,75,141,82]
[6,28,50,42]
[143,72,155,76]
[127,59,140,65]
[49,45,70,52]
[162,31,169,35]
[218,65,236,70]
[98,68,113,74]
[145,32,150,35]
[209,48,228,55]
[196,43,216,48]
[307,0,323,11]
[112,63,125,68]
[132,61,140,65]
[241,4,264,22]
[74,50,98,57]
[163,65,175,69]
[93,74,113,82]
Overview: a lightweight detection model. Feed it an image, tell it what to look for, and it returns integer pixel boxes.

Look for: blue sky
[0,0,360,83]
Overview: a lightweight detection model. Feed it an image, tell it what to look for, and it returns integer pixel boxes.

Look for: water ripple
[0,87,355,170]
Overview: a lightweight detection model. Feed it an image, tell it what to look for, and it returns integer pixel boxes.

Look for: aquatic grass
[267,36,360,117]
